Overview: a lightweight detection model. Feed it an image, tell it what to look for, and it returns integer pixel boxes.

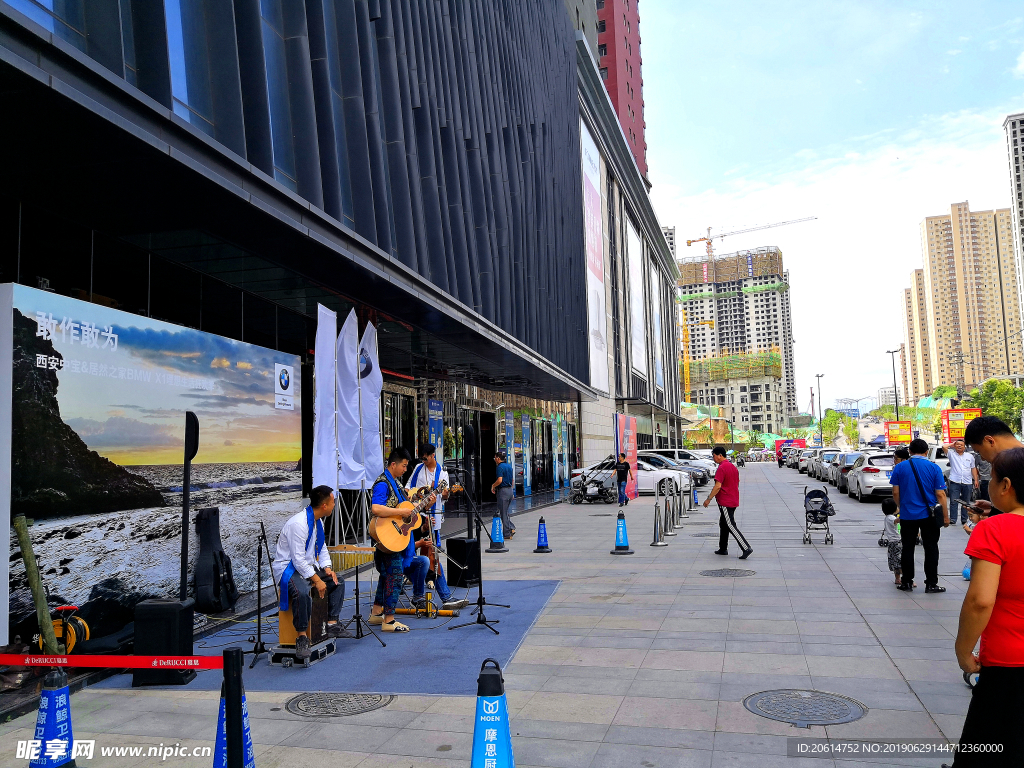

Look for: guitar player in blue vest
[272,484,351,660]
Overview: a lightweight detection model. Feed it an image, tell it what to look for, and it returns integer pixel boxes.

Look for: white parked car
[570,456,684,496]
[847,452,896,502]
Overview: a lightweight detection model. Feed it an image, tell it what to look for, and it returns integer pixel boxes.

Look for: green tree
[932,385,958,399]
[962,380,1024,433]
[820,409,841,445]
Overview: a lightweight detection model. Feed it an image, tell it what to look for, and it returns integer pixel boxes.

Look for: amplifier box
[446,537,480,588]
[132,598,196,687]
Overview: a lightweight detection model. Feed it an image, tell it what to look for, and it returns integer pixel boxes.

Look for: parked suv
[926,445,951,480]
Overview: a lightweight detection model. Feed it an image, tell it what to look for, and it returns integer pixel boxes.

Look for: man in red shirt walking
[704,446,753,559]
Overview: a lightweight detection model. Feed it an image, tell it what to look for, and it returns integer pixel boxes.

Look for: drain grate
[589,513,614,517]
[286,692,394,717]
[685,521,716,525]
[692,532,719,537]
[743,689,867,728]
[700,568,755,577]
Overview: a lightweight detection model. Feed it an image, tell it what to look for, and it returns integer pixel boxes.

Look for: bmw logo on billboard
[275,363,295,410]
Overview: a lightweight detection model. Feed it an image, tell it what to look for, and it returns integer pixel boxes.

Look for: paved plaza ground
[1,463,974,766]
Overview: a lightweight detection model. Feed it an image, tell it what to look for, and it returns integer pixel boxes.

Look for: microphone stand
[448,494,509,636]
[247,521,278,668]
[344,488,386,647]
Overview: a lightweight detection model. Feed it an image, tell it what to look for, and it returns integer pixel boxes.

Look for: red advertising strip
[0,654,223,669]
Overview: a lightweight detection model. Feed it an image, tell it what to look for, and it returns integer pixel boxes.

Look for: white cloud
[1015,49,1024,77]
[649,107,1016,411]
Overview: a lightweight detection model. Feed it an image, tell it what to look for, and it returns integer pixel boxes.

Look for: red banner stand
[0,654,223,670]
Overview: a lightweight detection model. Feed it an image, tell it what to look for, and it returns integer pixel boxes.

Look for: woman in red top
[952,447,1024,765]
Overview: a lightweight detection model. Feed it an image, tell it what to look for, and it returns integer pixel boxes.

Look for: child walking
[882,498,903,586]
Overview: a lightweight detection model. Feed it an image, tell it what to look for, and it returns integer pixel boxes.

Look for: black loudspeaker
[193,507,238,613]
[447,537,480,588]
[132,598,196,687]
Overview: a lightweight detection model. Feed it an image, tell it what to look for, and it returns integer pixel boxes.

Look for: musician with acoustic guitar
[369,448,435,632]
[408,443,469,612]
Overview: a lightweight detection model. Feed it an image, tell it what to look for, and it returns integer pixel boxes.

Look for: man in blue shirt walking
[490,452,516,538]
[889,438,950,593]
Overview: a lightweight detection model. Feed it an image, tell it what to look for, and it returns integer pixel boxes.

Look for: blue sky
[643,1,1024,411]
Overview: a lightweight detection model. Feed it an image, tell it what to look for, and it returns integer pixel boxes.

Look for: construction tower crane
[686,216,817,259]
[680,308,715,400]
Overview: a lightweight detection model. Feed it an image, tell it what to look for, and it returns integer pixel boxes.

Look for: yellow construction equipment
[680,307,715,401]
[685,217,817,258]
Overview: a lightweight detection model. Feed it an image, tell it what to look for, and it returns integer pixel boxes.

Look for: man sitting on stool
[272,484,351,660]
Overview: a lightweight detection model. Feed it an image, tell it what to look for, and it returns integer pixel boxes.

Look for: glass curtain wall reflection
[164,0,216,137]
[258,0,298,191]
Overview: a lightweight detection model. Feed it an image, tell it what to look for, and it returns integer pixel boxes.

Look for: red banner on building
[614,414,638,499]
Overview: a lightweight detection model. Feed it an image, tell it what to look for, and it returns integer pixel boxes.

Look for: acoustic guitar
[369,483,463,554]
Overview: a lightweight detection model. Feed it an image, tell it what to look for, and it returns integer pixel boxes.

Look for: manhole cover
[700,569,755,577]
[692,532,718,537]
[286,693,394,717]
[743,690,867,728]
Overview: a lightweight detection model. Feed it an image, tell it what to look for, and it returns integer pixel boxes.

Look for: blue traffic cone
[533,517,552,553]
[471,659,515,768]
[610,510,634,555]
[486,516,509,553]
[29,669,76,768]
[213,681,256,768]
[692,486,699,507]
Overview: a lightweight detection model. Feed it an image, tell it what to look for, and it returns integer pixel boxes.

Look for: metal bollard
[678,479,689,519]
[664,496,676,536]
[223,647,244,768]
[650,501,667,546]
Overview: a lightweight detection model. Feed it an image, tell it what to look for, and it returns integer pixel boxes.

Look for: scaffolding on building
[677,246,785,287]
[688,348,783,384]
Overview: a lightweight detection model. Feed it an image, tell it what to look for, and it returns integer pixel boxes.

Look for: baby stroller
[802,486,835,545]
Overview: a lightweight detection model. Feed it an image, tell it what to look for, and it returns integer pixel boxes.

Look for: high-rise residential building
[903,269,934,402]
[677,247,797,418]
[563,0,598,59]
[1004,113,1024,327]
[899,342,909,407]
[878,385,897,408]
[596,0,647,179]
[662,226,676,257]
[907,203,1022,391]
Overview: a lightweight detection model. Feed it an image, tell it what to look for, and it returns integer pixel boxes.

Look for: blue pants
[404,555,429,599]
[948,481,973,524]
[618,480,627,504]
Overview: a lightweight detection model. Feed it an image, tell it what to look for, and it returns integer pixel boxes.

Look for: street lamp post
[885,349,901,422]
[815,374,824,446]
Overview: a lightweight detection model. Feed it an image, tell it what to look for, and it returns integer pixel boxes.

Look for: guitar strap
[383,469,407,504]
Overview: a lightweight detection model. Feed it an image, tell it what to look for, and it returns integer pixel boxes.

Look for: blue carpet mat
[96,579,558,696]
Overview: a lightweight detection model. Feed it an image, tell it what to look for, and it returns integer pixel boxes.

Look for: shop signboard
[522,413,532,496]
[428,399,444,465]
[613,414,638,500]
[626,222,647,375]
[775,438,806,458]
[580,119,608,394]
[506,410,515,497]
[0,284,302,645]
[941,408,983,444]
[884,420,913,446]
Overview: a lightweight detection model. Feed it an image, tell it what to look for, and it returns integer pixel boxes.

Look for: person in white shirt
[407,444,468,611]
[947,439,979,527]
[272,485,350,659]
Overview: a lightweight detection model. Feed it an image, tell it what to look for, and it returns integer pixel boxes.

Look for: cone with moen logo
[471,659,515,768]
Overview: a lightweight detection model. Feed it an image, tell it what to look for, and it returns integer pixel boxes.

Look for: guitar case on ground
[193,506,238,613]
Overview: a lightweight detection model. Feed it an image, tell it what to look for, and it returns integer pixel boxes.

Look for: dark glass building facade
[0,0,590,401]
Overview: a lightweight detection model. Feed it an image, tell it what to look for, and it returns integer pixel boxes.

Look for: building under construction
[677,247,797,418]
[686,350,786,435]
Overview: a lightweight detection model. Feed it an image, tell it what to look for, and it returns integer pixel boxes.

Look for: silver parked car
[786,448,802,468]
[830,451,863,492]
[810,449,841,481]
[847,452,896,502]
[798,449,817,474]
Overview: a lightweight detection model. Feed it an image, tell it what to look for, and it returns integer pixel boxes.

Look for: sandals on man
[381,620,410,632]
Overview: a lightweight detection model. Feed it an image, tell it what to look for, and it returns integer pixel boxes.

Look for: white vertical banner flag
[359,321,385,481]
[312,304,338,491]
[336,310,363,489]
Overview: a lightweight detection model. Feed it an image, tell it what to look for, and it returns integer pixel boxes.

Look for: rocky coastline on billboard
[8,462,302,640]
[11,309,163,517]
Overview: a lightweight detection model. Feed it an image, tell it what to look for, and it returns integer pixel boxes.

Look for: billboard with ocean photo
[2,283,302,644]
